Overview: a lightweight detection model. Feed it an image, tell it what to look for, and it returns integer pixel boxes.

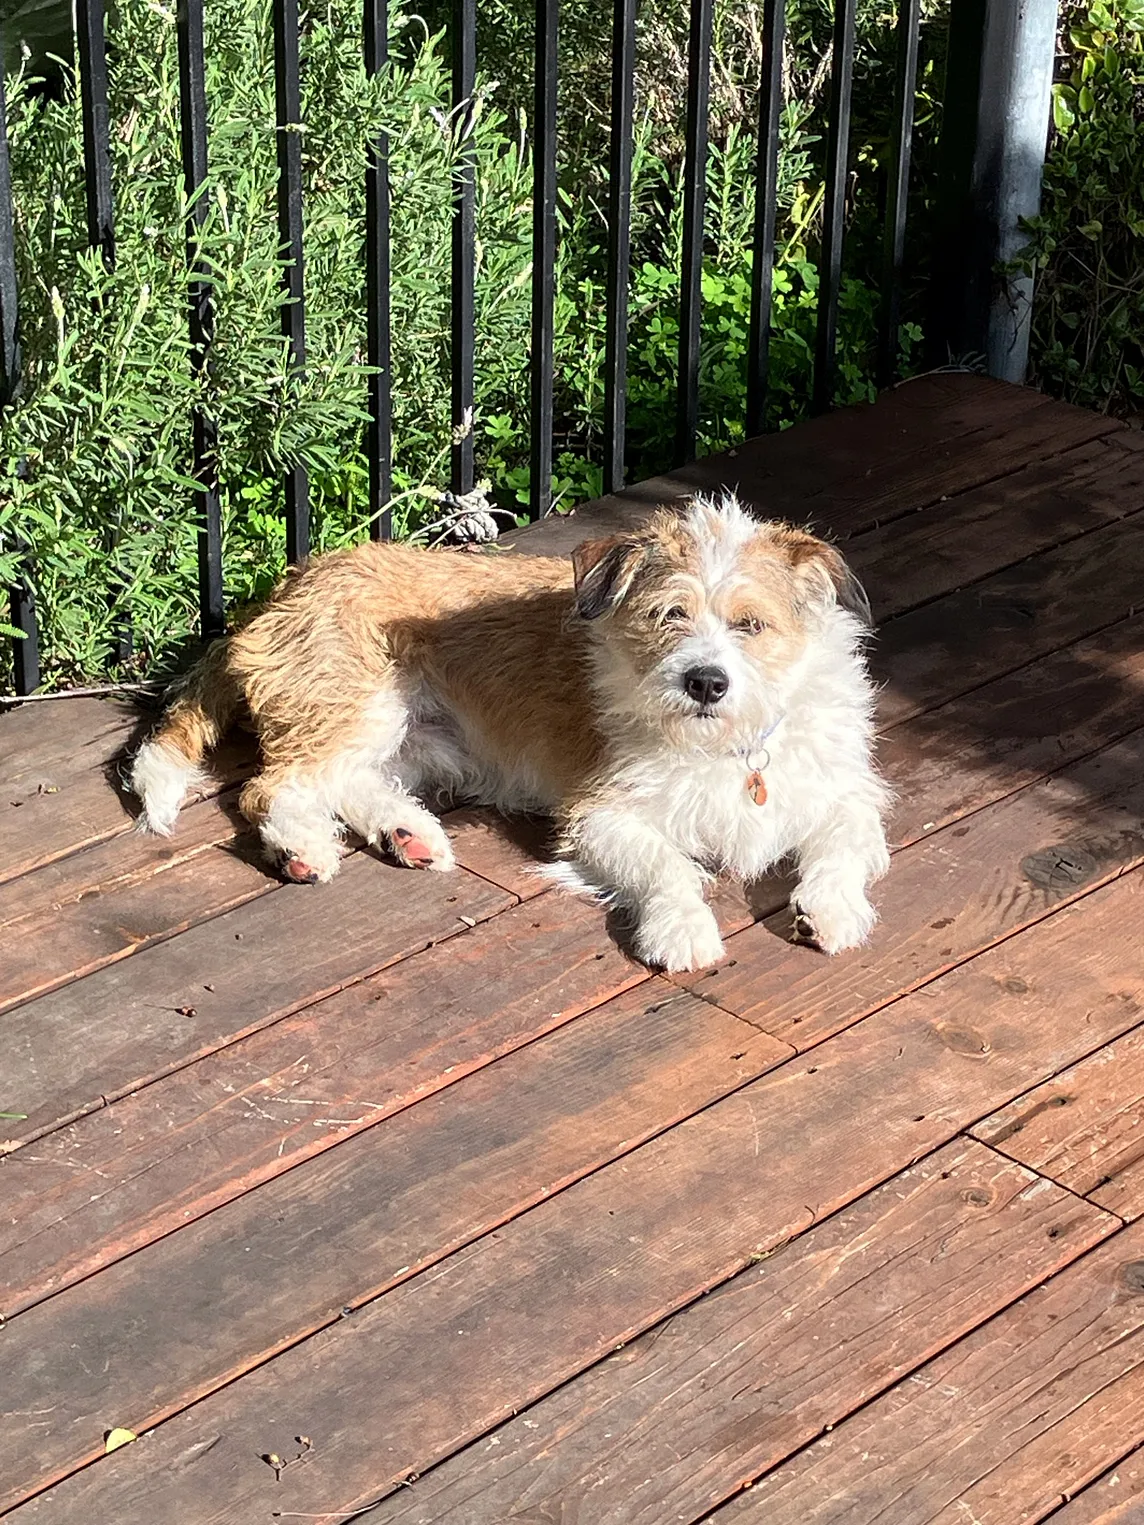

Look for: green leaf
[1053,84,1077,130]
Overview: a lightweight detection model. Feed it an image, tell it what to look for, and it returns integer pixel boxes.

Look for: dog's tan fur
[132,496,889,970]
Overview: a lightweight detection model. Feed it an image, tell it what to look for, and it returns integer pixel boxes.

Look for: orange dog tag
[746,769,767,806]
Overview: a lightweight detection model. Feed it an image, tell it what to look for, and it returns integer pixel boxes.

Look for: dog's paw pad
[282,856,320,885]
[390,826,455,871]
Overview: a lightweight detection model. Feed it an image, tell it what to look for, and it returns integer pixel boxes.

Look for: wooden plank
[873,509,1144,728]
[0,985,788,1511]
[880,615,1144,848]
[504,374,1120,560]
[1045,1447,1144,1525]
[8,869,1144,1524]
[0,889,657,1314]
[973,1026,1144,1222]
[0,695,146,789]
[0,787,244,933]
[708,1223,1144,1525]
[0,805,272,1012]
[0,729,255,887]
[0,848,514,1146]
[0,802,542,1013]
[367,1140,1116,1525]
[440,806,552,900]
[853,433,1144,619]
[675,729,1144,1052]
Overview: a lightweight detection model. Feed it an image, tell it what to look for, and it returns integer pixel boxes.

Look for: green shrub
[1020,0,1144,417]
[1,0,932,690]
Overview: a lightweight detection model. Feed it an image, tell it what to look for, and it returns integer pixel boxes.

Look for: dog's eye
[734,615,767,635]
[661,606,689,624]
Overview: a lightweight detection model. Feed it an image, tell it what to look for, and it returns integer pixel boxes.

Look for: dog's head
[570,493,869,749]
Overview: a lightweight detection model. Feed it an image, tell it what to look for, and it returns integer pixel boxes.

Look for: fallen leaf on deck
[104,1427,137,1453]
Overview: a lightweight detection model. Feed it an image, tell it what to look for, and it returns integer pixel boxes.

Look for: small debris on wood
[261,1435,312,1481]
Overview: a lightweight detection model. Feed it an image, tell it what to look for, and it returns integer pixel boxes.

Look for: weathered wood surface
[367,1141,1115,1525]
[974,1027,1144,1221]
[0,891,653,1312]
[11,872,1144,1522]
[709,1224,1144,1525]
[1045,1449,1144,1525]
[4,377,1144,1525]
[0,985,786,1509]
[2,846,514,1143]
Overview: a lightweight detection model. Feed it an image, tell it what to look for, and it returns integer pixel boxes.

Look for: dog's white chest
[643,752,805,879]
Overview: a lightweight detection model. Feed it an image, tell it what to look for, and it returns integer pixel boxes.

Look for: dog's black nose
[683,665,729,707]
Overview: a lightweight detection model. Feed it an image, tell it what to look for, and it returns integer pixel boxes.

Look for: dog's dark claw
[790,903,820,946]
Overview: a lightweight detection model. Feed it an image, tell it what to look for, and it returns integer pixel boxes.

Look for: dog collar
[740,715,783,807]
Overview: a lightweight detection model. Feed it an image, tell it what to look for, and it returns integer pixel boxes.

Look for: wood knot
[935,1024,991,1058]
[962,1187,992,1208]
[1122,1261,1144,1294]
[1021,843,1098,891]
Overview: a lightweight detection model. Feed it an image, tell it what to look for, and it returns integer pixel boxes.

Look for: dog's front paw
[634,897,725,973]
[791,885,877,955]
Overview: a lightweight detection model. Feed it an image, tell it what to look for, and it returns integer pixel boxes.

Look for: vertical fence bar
[76,0,132,667]
[675,0,713,466]
[602,0,635,496]
[364,0,393,540]
[273,0,310,562]
[8,571,40,695]
[75,0,114,265]
[177,0,224,640]
[528,0,558,521]
[0,37,39,695]
[451,0,476,497]
[0,30,18,412]
[877,0,920,388]
[812,0,857,415]
[745,0,786,438]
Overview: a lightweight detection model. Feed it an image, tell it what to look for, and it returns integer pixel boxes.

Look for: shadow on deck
[2,371,1144,1525]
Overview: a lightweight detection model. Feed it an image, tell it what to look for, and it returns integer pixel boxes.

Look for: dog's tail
[130,637,240,835]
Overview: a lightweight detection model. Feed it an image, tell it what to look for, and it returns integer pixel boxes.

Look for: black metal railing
[0,0,1057,696]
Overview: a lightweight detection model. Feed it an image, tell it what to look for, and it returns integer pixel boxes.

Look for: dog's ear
[571,534,646,619]
[778,528,872,628]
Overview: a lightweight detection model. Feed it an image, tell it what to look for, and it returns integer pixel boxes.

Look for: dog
[130,492,890,972]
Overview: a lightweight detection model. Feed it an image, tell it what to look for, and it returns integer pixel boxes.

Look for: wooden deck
[3,371,1144,1524]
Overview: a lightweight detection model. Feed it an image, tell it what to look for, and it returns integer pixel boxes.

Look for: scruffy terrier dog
[131,493,890,972]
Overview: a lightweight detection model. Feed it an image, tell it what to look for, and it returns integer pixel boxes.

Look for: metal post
[928,0,1060,382]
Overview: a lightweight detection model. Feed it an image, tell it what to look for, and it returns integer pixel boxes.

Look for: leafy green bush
[1020,0,1144,416]
[1,0,933,689]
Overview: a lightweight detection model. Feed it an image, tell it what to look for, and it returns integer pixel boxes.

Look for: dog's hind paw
[634,896,725,973]
[389,821,456,872]
[282,856,321,885]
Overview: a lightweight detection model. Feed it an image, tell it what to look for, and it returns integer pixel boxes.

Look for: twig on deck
[0,682,164,707]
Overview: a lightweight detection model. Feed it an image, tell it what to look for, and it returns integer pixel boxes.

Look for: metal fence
[0,0,1059,696]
